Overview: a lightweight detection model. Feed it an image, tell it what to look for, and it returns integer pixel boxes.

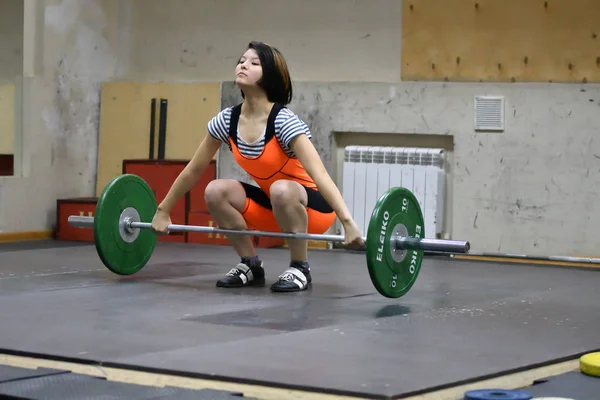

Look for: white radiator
[341,146,446,239]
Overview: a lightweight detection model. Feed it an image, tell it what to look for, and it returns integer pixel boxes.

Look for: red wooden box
[189,161,216,213]
[0,154,13,176]
[122,159,217,242]
[122,160,188,242]
[55,197,97,242]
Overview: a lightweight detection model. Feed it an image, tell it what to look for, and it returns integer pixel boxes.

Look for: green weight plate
[94,174,157,275]
[366,187,425,298]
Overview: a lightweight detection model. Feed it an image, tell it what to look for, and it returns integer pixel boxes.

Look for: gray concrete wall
[1,0,598,260]
[0,0,403,234]
[0,0,121,232]
[218,81,600,257]
[121,0,402,82]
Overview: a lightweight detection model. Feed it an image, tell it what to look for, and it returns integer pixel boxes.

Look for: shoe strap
[279,267,307,285]
[226,263,254,281]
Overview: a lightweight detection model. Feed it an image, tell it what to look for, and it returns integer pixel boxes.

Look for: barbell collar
[392,237,470,254]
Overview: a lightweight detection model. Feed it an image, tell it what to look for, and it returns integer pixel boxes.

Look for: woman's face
[235,49,263,87]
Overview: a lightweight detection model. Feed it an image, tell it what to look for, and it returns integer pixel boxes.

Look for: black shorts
[239,181,334,213]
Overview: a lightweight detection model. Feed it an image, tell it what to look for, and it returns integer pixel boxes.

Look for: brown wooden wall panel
[96,82,220,196]
[401,0,600,82]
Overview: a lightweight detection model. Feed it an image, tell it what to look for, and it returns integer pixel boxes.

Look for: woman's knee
[204,180,246,210]
[269,180,307,208]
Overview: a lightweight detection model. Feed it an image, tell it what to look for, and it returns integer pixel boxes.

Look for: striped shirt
[207,106,312,158]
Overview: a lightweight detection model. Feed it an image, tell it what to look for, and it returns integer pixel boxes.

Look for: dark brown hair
[239,41,293,105]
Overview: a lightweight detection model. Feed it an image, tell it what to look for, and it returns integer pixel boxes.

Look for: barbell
[68,174,470,298]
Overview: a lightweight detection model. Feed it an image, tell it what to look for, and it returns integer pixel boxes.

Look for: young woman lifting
[151,41,363,292]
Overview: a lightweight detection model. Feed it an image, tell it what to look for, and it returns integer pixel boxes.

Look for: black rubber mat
[148,388,251,400]
[2,242,600,398]
[0,371,254,399]
[0,240,90,253]
[524,370,600,399]
[0,365,68,383]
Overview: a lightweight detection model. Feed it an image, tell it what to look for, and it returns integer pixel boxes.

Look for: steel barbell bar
[68,215,470,254]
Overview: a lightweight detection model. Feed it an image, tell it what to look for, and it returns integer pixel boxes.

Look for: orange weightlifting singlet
[227,103,336,234]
